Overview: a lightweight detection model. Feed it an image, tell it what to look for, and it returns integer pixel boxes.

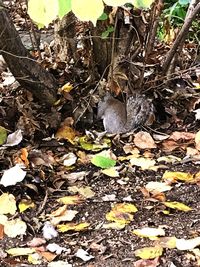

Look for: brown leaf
[134,131,157,149]
[0,224,4,239]
[170,131,195,141]
[134,257,160,267]
[27,237,46,247]
[38,251,57,262]
[195,130,200,151]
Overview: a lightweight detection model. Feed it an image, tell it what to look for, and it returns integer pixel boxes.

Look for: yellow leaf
[59,82,73,93]
[103,0,128,6]
[28,0,58,27]
[115,203,138,213]
[28,253,42,265]
[134,246,163,259]
[106,203,137,224]
[72,0,104,26]
[57,195,84,205]
[18,199,35,213]
[0,193,17,215]
[55,126,77,144]
[7,247,35,256]
[57,222,90,232]
[133,227,165,239]
[106,210,133,224]
[162,171,194,183]
[157,236,177,249]
[101,167,120,177]
[163,201,192,212]
[79,136,111,151]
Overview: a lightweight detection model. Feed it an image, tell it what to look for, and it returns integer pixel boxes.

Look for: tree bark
[0,2,57,105]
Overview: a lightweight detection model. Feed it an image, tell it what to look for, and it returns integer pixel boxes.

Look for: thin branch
[162,2,200,73]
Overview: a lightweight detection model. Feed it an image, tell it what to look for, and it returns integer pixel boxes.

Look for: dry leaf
[38,251,57,262]
[18,199,35,212]
[170,131,195,141]
[0,165,26,187]
[0,224,4,239]
[156,236,177,249]
[101,167,120,177]
[134,131,157,149]
[133,227,165,239]
[0,193,17,215]
[68,186,95,199]
[176,237,200,250]
[134,257,160,267]
[27,237,46,247]
[134,246,163,259]
[102,222,126,230]
[106,203,137,225]
[57,195,84,205]
[145,182,172,194]
[163,201,192,212]
[4,218,27,238]
[55,126,77,144]
[57,222,90,232]
[162,171,194,183]
[195,130,200,151]
[130,157,156,170]
[75,248,94,262]
[6,247,35,256]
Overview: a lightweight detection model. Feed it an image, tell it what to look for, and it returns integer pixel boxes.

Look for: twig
[162,2,200,74]
[36,189,48,216]
[109,9,119,89]
[24,0,42,60]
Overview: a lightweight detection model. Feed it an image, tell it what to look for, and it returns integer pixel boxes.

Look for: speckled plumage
[97,93,154,133]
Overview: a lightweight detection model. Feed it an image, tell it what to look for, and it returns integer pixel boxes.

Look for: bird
[97,93,154,133]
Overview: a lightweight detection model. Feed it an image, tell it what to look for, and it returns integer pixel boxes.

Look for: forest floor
[1,1,200,267]
[1,72,200,267]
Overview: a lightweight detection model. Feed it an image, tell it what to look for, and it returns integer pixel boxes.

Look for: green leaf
[0,126,7,145]
[91,155,116,169]
[133,0,154,9]
[179,0,189,6]
[101,26,114,39]
[58,0,71,18]
[98,12,108,21]
[107,26,114,33]
[101,30,110,39]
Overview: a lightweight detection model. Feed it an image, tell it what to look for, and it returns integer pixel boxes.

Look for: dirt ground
[1,113,200,267]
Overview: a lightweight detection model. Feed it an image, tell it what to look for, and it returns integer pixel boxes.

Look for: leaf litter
[1,2,200,267]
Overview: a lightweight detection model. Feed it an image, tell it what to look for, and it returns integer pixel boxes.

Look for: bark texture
[0,2,57,105]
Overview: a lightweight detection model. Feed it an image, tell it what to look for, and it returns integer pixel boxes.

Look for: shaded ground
[1,102,200,266]
[1,1,200,266]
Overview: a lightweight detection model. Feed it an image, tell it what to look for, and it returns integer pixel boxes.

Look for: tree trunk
[0,1,57,106]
